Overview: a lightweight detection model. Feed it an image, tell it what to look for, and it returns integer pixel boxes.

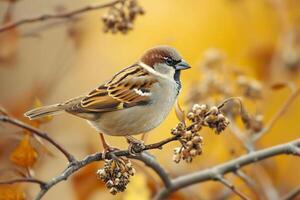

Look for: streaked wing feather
[75,64,157,113]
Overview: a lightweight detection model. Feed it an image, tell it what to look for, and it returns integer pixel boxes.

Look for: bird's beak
[175,59,191,70]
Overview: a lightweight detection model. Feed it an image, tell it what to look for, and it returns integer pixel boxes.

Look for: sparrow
[25,45,191,153]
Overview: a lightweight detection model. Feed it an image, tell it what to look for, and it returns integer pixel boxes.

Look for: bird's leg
[99,133,118,159]
[125,135,145,155]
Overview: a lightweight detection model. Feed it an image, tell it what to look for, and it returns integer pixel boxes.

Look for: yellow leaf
[123,173,150,200]
[0,185,26,200]
[10,134,38,168]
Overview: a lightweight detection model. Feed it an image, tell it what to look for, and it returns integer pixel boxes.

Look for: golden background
[0,0,300,199]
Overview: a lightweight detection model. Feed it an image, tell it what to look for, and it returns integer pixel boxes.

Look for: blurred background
[0,0,300,199]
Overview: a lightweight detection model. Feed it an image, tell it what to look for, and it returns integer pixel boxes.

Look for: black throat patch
[174,70,181,95]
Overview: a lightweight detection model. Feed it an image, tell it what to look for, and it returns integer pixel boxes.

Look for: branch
[229,119,255,152]
[0,178,46,187]
[154,138,300,200]
[0,0,122,33]
[252,87,300,142]
[220,97,256,152]
[281,186,300,200]
[0,115,76,163]
[0,106,8,116]
[216,175,250,200]
[233,169,263,199]
[132,152,172,187]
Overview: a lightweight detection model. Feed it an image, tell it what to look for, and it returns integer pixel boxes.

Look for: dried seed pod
[209,106,219,115]
[190,149,198,156]
[173,153,181,163]
[102,0,144,34]
[171,103,229,163]
[97,157,135,195]
[192,136,203,144]
[187,112,195,120]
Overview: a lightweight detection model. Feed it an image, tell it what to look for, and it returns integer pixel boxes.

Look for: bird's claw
[128,140,145,155]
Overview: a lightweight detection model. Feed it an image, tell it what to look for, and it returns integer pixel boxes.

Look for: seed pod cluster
[188,104,230,134]
[171,122,204,163]
[171,104,229,163]
[102,0,144,34]
[97,157,135,195]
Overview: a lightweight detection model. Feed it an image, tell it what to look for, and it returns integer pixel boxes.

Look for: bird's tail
[24,103,65,120]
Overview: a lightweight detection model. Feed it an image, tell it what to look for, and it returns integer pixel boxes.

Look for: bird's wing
[66,64,157,115]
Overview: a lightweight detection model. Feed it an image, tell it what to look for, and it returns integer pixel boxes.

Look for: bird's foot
[126,136,145,155]
[102,146,119,160]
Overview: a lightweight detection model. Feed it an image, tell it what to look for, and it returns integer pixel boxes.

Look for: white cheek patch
[133,88,151,96]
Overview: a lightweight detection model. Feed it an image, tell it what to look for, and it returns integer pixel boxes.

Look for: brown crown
[140,46,182,67]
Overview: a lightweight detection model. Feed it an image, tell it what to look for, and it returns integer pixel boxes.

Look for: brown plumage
[77,64,157,113]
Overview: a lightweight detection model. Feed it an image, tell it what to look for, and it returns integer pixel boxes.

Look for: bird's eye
[165,57,174,66]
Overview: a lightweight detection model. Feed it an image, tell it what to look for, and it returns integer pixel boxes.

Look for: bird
[24,45,191,154]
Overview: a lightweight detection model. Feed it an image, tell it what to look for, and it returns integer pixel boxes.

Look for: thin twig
[252,88,300,142]
[229,119,254,152]
[142,136,179,151]
[154,138,300,200]
[0,0,122,33]
[220,97,255,152]
[281,186,300,200]
[0,115,76,163]
[216,175,250,200]
[254,164,280,200]
[0,178,46,187]
[0,106,8,116]
[234,170,262,199]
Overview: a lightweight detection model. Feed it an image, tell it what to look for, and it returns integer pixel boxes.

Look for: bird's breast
[88,80,178,136]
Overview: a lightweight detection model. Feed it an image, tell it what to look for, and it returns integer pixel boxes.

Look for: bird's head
[140,45,191,79]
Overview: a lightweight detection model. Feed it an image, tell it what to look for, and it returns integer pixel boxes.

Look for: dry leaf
[10,134,38,168]
[0,185,26,200]
[175,100,186,125]
[270,82,288,90]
